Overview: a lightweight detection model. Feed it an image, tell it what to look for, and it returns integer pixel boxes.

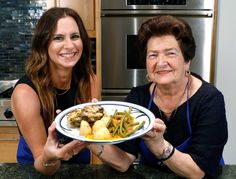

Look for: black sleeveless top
[15,75,90,164]
[15,75,77,111]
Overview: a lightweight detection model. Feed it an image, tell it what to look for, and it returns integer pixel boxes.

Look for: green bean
[112,123,120,136]
[105,117,113,128]
[119,115,125,136]
[127,122,139,127]
[124,121,145,137]
[108,107,145,138]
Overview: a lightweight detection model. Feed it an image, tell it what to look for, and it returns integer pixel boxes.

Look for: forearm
[88,144,136,172]
[164,149,204,179]
[34,155,61,175]
[148,139,204,178]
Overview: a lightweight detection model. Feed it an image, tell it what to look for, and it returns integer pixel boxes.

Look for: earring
[185,70,191,77]
[146,74,152,82]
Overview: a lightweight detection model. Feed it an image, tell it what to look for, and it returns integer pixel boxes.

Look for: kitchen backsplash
[0,0,96,80]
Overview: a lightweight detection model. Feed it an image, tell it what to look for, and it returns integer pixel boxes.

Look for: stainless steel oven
[0,80,17,121]
[101,0,217,101]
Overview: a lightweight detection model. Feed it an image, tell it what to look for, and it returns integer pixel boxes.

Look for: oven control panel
[127,0,186,5]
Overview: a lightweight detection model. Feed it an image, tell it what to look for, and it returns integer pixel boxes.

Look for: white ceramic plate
[55,101,155,144]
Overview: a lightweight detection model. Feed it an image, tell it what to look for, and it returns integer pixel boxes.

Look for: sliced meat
[67,105,104,128]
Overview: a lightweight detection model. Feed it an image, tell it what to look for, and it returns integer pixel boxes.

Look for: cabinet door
[60,0,94,31]
[0,126,19,163]
[47,0,95,37]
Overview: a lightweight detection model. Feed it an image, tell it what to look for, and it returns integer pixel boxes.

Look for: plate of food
[55,101,155,144]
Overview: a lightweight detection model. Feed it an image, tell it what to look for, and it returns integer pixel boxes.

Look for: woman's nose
[64,38,74,48]
[156,54,167,65]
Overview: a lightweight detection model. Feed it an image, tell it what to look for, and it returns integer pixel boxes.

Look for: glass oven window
[127,35,146,69]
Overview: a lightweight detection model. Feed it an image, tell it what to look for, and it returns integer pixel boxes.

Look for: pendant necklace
[55,88,70,96]
[54,87,71,113]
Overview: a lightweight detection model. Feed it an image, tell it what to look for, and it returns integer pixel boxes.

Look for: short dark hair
[138,15,196,62]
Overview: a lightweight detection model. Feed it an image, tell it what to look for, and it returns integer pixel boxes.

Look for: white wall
[215,0,236,164]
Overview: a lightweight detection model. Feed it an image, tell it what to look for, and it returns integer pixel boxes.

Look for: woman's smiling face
[48,16,83,70]
[146,35,190,85]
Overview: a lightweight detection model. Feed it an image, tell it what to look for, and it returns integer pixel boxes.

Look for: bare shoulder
[90,74,101,100]
[11,84,41,122]
[90,74,99,83]
[11,83,38,102]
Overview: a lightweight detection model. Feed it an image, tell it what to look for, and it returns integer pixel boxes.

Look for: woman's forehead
[147,35,180,50]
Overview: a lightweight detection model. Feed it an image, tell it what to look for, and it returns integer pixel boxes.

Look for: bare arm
[88,144,136,172]
[11,84,84,175]
[88,76,135,172]
[90,74,101,100]
[143,119,205,179]
[163,148,204,179]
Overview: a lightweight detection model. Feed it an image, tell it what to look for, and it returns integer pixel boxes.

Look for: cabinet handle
[0,138,19,141]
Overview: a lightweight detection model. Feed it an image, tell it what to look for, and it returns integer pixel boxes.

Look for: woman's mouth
[60,52,77,58]
[157,70,171,75]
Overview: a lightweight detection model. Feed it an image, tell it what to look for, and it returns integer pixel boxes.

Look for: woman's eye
[167,52,174,55]
[147,53,156,59]
[166,50,179,58]
[52,36,63,41]
[71,34,80,40]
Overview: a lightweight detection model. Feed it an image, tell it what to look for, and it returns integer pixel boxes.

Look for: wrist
[153,139,167,155]
[96,144,104,157]
[157,142,175,161]
[41,155,59,167]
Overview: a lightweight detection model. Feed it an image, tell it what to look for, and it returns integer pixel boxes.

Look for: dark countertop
[0,163,235,179]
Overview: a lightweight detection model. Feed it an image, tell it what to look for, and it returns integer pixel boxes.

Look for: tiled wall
[0,0,96,80]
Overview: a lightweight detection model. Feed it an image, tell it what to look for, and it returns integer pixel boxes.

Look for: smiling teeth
[61,52,75,57]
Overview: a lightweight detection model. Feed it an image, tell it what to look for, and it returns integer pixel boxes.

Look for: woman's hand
[42,121,86,163]
[142,118,167,154]
[92,98,99,103]
[143,118,166,140]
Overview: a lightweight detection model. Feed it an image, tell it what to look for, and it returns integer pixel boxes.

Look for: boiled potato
[92,120,106,132]
[93,127,111,140]
[100,116,111,127]
[80,120,92,136]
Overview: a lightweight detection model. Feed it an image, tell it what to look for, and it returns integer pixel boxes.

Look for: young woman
[11,7,100,175]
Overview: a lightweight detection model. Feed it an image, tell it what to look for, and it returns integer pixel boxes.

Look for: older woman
[117,15,228,178]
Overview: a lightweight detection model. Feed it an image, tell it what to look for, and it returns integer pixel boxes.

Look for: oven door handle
[102,89,131,94]
[101,10,213,17]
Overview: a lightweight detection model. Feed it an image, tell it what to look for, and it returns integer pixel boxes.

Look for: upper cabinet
[47,0,95,38]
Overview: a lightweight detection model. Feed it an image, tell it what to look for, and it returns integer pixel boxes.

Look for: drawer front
[0,126,19,163]
[0,140,18,163]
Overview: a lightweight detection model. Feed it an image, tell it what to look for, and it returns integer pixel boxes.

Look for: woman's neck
[51,71,72,90]
[153,76,190,116]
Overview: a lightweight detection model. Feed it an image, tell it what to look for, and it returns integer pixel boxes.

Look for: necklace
[55,88,70,96]
[157,77,190,120]
[158,102,178,120]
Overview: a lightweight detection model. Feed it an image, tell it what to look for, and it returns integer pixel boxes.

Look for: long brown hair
[25,7,95,129]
